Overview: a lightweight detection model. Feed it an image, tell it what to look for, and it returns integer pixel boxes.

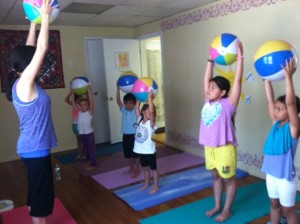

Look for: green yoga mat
[140,181,300,224]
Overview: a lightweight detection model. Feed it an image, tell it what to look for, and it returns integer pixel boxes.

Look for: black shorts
[123,134,139,158]
[22,155,54,217]
[140,153,157,170]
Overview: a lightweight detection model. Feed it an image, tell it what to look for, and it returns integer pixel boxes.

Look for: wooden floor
[0,147,288,224]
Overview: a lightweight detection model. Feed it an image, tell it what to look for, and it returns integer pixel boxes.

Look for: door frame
[137,32,166,130]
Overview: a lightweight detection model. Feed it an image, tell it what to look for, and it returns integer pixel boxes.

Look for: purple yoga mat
[92,153,205,190]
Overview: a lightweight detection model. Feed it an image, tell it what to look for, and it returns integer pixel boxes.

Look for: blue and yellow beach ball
[23,0,60,24]
[254,40,297,81]
[117,71,138,93]
[210,33,239,66]
[132,77,158,102]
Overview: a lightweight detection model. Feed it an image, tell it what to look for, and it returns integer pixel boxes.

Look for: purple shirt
[12,80,57,155]
[199,98,237,147]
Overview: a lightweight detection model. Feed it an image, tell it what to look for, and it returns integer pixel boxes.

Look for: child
[133,90,159,194]
[116,87,140,178]
[262,58,300,224]
[5,1,58,223]
[72,84,97,172]
[199,41,244,222]
[65,90,84,159]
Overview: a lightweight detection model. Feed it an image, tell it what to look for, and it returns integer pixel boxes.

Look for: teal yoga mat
[140,181,300,224]
[114,166,248,211]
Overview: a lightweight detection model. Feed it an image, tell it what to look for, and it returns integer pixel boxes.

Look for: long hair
[138,103,149,125]
[6,45,36,101]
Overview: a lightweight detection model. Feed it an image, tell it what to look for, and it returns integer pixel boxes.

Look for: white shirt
[77,111,93,134]
[133,120,156,154]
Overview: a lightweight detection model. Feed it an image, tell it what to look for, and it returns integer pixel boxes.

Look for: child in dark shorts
[116,86,140,178]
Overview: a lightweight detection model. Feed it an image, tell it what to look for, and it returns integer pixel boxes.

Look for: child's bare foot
[206,207,221,217]
[84,165,96,172]
[149,186,159,194]
[139,185,149,191]
[215,211,232,222]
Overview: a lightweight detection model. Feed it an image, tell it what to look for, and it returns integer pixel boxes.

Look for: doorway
[85,35,165,144]
[139,35,165,129]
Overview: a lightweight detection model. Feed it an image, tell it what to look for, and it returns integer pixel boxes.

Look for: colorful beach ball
[254,40,297,81]
[132,77,158,102]
[210,33,239,66]
[23,0,60,24]
[71,77,89,95]
[117,71,138,93]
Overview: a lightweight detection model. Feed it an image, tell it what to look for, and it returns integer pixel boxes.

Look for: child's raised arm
[65,91,72,106]
[229,41,244,107]
[88,83,94,114]
[135,100,141,119]
[148,90,156,129]
[71,92,79,112]
[204,57,214,97]
[264,80,275,123]
[116,85,123,109]
[283,58,300,139]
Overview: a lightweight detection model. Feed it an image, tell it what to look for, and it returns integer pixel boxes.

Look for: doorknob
[106,96,113,101]
[94,91,98,95]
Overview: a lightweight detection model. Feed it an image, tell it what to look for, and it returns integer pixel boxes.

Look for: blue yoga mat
[114,166,248,211]
[140,181,300,224]
[55,143,122,165]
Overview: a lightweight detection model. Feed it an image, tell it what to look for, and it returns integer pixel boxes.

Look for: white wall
[160,0,300,185]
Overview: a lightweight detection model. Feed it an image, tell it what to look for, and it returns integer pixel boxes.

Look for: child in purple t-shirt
[199,41,244,222]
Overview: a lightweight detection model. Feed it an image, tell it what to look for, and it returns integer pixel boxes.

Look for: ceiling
[0,0,218,28]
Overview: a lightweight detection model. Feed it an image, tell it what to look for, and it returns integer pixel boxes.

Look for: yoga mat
[1,198,76,224]
[55,143,123,165]
[92,152,204,190]
[76,145,181,176]
[114,166,248,211]
[140,181,300,224]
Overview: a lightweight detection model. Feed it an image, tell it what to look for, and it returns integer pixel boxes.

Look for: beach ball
[132,77,158,102]
[210,33,239,65]
[70,77,89,95]
[254,40,297,81]
[117,71,138,93]
[23,0,60,24]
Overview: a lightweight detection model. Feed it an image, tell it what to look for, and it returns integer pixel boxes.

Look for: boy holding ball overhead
[116,85,140,178]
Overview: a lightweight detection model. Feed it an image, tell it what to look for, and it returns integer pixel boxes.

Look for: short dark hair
[276,95,300,114]
[123,93,136,104]
[210,76,230,98]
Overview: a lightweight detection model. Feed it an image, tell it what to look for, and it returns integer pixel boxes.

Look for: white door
[102,39,141,143]
[85,38,110,144]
